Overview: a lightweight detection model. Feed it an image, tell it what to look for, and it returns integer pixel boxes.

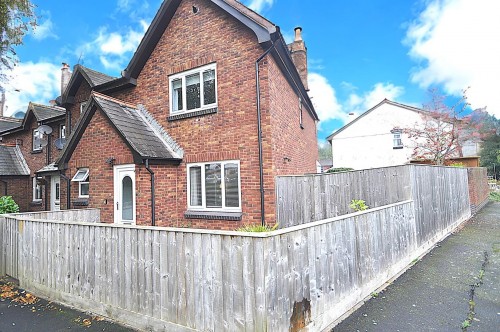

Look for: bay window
[187,160,241,211]
[170,63,217,115]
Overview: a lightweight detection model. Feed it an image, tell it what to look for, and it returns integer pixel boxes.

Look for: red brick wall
[1,117,65,212]
[0,176,30,211]
[467,167,489,214]
[67,80,92,134]
[60,0,318,229]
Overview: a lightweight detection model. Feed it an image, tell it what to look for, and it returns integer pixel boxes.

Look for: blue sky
[3,0,499,145]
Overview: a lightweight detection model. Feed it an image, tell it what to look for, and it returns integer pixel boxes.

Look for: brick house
[3,0,319,229]
[0,102,66,211]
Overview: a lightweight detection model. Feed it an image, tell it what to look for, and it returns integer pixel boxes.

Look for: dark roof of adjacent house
[121,0,318,121]
[0,103,65,136]
[0,117,22,133]
[0,145,30,176]
[57,92,183,167]
[61,65,120,104]
[326,99,426,141]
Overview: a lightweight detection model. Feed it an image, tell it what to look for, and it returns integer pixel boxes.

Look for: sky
[2,0,499,145]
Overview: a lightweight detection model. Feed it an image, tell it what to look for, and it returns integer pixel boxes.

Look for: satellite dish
[39,136,48,147]
[37,124,53,135]
[54,138,66,150]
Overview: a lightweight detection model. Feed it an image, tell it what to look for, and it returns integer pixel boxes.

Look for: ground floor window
[32,177,42,201]
[187,160,241,211]
[71,168,90,198]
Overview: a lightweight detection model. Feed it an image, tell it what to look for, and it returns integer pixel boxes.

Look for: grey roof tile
[93,94,182,160]
[79,66,117,86]
[0,117,22,133]
[30,103,66,122]
[0,145,30,176]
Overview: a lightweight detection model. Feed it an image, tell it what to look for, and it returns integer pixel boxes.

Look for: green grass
[237,223,279,232]
[489,192,500,202]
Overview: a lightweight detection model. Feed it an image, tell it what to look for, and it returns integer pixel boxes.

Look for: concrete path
[0,278,136,332]
[335,202,500,332]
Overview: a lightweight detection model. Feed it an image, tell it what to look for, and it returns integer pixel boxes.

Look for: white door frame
[50,176,61,211]
[113,164,136,224]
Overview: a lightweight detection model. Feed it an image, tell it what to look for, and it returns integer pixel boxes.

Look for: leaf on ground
[82,318,92,327]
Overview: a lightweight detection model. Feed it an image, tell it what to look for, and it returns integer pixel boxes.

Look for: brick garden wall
[467,167,489,214]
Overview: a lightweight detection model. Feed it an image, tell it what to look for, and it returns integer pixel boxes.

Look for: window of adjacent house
[71,168,90,198]
[393,131,403,149]
[187,160,240,211]
[60,124,66,139]
[32,177,42,201]
[33,129,43,151]
[170,63,217,115]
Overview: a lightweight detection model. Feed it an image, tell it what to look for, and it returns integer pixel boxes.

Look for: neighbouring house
[318,158,333,172]
[327,99,481,170]
[0,101,66,211]
[1,0,319,229]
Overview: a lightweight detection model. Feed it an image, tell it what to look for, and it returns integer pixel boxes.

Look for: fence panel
[276,166,411,227]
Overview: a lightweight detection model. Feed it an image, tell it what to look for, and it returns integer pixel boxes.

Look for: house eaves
[1,103,65,136]
[326,99,427,142]
[120,0,318,120]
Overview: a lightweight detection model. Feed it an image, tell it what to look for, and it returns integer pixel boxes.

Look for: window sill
[31,150,42,154]
[168,107,218,121]
[184,210,242,221]
[30,200,42,206]
[72,199,89,207]
[393,146,404,150]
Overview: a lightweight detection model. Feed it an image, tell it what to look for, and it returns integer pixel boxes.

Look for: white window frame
[186,160,241,212]
[169,63,217,116]
[60,124,66,139]
[33,128,42,151]
[80,101,88,114]
[393,132,403,148]
[32,177,42,201]
[71,168,90,198]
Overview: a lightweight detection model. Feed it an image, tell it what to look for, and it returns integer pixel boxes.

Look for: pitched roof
[0,145,30,176]
[0,103,65,136]
[121,0,318,121]
[61,65,120,104]
[0,117,22,133]
[326,99,426,141]
[57,92,183,167]
[30,103,66,122]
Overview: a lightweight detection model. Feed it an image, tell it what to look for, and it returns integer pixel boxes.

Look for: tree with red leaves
[404,89,485,165]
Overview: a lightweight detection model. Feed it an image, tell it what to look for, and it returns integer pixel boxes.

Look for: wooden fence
[276,166,411,227]
[0,165,479,331]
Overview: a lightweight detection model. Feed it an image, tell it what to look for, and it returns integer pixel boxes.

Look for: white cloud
[3,62,60,116]
[77,21,148,72]
[342,82,405,119]
[32,12,58,41]
[244,0,274,13]
[405,0,500,116]
[308,72,344,126]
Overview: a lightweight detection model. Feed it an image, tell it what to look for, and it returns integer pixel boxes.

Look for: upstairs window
[392,129,403,149]
[72,168,90,198]
[60,124,66,139]
[170,63,217,115]
[33,129,43,151]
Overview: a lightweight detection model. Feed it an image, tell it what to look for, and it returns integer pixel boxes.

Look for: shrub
[489,192,500,202]
[237,223,279,232]
[349,199,368,212]
[0,196,20,214]
[326,167,354,173]
[449,162,466,167]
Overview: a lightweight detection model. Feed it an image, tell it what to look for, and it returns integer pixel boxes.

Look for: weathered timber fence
[0,165,485,331]
[276,166,411,227]
[2,201,422,331]
[6,209,100,223]
[467,167,489,214]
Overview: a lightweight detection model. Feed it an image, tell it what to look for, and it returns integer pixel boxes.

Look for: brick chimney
[288,27,308,91]
[61,63,71,96]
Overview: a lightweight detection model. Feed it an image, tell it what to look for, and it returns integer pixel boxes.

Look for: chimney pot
[294,27,303,41]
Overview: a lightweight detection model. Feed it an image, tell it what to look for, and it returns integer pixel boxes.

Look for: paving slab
[0,278,136,332]
[334,201,500,332]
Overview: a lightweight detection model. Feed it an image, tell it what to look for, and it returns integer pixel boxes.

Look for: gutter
[255,41,275,226]
[145,159,156,226]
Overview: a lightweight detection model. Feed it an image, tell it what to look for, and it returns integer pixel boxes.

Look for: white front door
[50,176,61,211]
[114,164,136,224]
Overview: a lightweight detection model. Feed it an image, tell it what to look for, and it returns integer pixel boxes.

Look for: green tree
[0,0,37,80]
[480,135,500,178]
